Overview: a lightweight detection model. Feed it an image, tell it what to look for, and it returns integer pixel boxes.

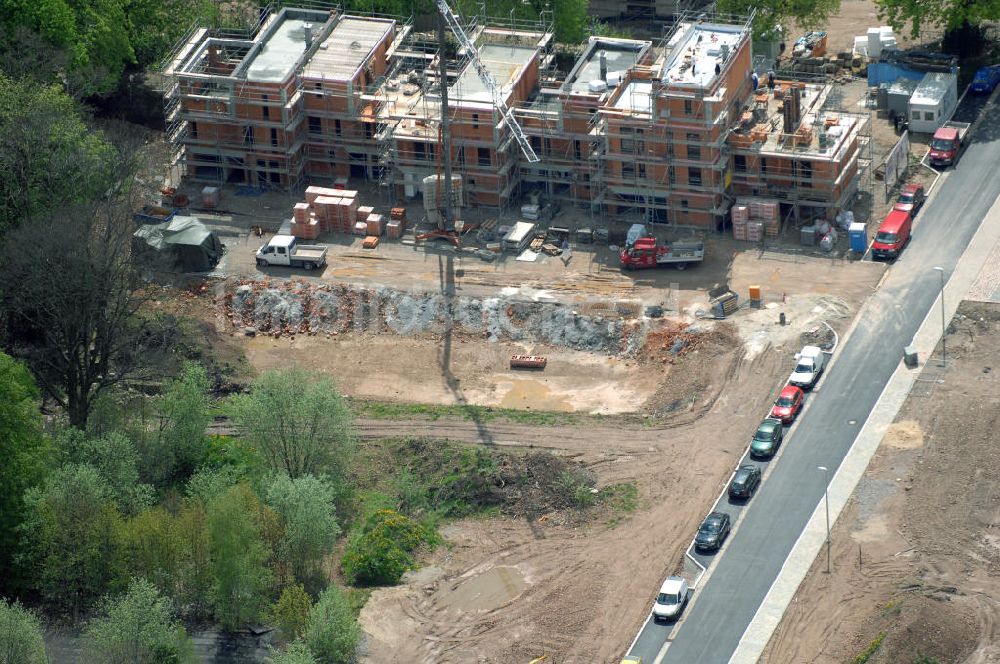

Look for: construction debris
[510,355,547,370]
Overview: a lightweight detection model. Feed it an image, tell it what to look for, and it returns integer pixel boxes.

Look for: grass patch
[345,588,372,617]
[599,482,639,512]
[853,631,887,664]
[348,399,588,427]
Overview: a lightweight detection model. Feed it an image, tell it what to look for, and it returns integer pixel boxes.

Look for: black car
[728,465,762,500]
[694,511,732,552]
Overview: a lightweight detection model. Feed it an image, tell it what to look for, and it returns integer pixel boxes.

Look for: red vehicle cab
[770,385,804,424]
[871,209,913,260]
[893,183,926,216]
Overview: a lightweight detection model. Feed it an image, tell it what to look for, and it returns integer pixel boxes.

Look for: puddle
[437,566,528,612]
[499,379,573,411]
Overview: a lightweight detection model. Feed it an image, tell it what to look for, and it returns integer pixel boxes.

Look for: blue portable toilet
[848,222,867,253]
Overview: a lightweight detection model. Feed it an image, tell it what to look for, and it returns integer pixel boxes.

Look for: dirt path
[357,345,787,664]
[761,301,1000,664]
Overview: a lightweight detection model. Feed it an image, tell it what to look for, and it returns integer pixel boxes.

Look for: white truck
[789,345,826,389]
[256,235,328,270]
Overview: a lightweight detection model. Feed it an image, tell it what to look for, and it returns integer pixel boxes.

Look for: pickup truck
[928,121,970,167]
[789,345,826,389]
[620,237,705,271]
[256,235,328,270]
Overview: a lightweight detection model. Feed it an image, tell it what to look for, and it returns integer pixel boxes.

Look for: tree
[123,0,220,69]
[270,584,312,643]
[267,641,320,664]
[0,599,47,664]
[147,362,211,485]
[714,0,841,42]
[266,474,340,590]
[302,585,359,664]
[72,432,155,516]
[0,73,113,230]
[0,353,50,592]
[875,0,1000,53]
[19,464,124,617]
[230,367,354,480]
[0,138,152,429]
[84,578,194,664]
[207,483,273,630]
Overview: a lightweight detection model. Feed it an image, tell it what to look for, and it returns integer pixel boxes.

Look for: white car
[789,345,826,389]
[652,576,689,622]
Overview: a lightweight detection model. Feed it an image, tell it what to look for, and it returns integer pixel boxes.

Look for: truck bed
[657,241,705,263]
[292,246,327,260]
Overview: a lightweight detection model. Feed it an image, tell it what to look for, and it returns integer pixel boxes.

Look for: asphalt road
[627,97,1000,664]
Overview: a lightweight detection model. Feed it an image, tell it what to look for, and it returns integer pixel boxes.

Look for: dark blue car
[971,65,1000,94]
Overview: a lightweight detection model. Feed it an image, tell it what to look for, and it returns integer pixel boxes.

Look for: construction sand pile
[225,279,644,355]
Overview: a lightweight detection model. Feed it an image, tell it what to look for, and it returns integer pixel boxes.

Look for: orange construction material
[510,355,547,370]
[748,285,762,301]
[362,235,380,249]
[390,206,406,221]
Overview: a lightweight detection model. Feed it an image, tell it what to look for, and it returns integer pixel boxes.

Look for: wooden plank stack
[510,355,547,370]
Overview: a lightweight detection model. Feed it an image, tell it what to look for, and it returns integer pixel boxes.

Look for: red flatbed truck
[620,236,705,270]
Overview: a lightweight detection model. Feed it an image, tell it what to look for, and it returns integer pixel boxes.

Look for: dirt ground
[761,301,1000,664]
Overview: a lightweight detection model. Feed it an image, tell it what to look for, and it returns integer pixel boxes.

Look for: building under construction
[162,5,868,230]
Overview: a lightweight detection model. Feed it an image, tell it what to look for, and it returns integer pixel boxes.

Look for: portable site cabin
[886,78,919,118]
[908,72,958,133]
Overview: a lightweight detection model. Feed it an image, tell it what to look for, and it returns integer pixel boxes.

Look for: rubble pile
[223,278,645,354]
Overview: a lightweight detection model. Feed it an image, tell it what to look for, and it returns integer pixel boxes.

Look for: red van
[871,209,912,260]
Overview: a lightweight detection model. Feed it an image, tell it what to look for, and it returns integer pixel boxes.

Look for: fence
[883,130,910,199]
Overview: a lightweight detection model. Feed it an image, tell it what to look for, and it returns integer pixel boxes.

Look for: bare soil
[761,301,1000,664]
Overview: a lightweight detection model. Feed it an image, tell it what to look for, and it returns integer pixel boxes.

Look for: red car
[770,385,804,423]
[893,183,926,216]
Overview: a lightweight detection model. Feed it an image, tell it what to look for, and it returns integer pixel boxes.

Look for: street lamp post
[933,266,946,366]
[818,465,831,573]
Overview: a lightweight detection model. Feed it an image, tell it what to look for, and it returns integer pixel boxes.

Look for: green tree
[302,586,359,664]
[207,483,273,630]
[19,464,124,617]
[340,510,426,586]
[0,353,50,592]
[230,367,354,480]
[73,432,155,516]
[0,599,47,664]
[123,0,219,68]
[84,577,194,664]
[267,641,320,664]
[270,584,312,642]
[714,0,841,41]
[147,362,211,485]
[0,73,112,229]
[875,0,1000,52]
[171,502,213,619]
[266,474,340,590]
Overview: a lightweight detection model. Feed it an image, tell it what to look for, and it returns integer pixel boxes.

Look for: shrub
[341,510,427,586]
[303,586,359,664]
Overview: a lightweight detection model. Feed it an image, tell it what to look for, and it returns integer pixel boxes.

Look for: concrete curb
[727,190,1000,664]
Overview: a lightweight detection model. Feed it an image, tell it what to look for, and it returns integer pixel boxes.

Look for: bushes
[302,586,359,664]
[341,510,429,586]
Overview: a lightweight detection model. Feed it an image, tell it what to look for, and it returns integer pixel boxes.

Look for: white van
[652,576,690,621]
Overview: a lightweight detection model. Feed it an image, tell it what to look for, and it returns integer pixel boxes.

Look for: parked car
[651,576,690,622]
[770,385,805,423]
[750,418,784,459]
[871,209,913,260]
[789,345,827,389]
[893,183,926,216]
[971,65,1000,94]
[694,511,732,551]
[728,465,762,500]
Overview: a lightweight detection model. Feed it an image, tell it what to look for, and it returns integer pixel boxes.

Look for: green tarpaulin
[134,216,223,271]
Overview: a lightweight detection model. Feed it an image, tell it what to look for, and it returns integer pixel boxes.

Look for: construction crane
[435,0,540,164]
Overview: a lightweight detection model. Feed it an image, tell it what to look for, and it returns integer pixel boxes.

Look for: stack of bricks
[290,202,319,239]
[746,220,764,241]
[732,203,749,240]
[387,207,407,239]
[299,186,360,234]
[751,198,780,236]
[366,213,384,237]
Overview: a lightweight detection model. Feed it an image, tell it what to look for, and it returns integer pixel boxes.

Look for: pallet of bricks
[292,186,360,236]
[732,197,779,241]
[387,207,407,239]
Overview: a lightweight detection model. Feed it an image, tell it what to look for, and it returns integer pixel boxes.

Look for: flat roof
[565,38,648,93]
[303,16,395,82]
[911,71,956,105]
[451,43,537,103]
[245,17,313,83]
[662,23,743,88]
[612,80,653,113]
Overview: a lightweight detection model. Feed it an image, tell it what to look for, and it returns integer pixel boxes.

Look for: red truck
[620,236,705,270]
[928,121,970,167]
